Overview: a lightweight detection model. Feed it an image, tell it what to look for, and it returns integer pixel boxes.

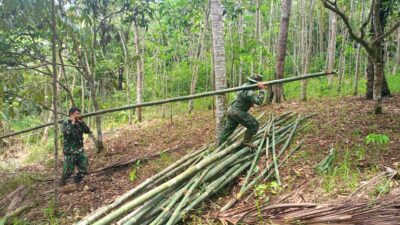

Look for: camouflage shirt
[230,83,265,112]
[62,119,91,154]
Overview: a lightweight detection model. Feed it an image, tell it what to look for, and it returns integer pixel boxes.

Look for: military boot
[74,174,83,184]
[242,133,257,149]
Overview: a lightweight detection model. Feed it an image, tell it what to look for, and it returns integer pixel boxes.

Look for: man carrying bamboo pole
[59,107,91,186]
[218,75,267,148]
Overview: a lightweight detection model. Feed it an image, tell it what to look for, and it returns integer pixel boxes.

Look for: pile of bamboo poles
[218,187,400,225]
[76,112,309,225]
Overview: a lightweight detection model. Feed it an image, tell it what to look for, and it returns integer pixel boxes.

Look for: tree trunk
[255,0,262,74]
[301,0,314,101]
[337,29,348,94]
[83,49,104,152]
[393,29,400,74]
[353,42,361,96]
[272,0,292,103]
[372,0,384,113]
[133,20,143,122]
[189,24,205,113]
[210,0,227,134]
[118,30,132,124]
[118,65,123,90]
[326,11,337,86]
[268,0,275,59]
[317,9,324,54]
[238,0,244,85]
[50,0,59,209]
[366,55,374,99]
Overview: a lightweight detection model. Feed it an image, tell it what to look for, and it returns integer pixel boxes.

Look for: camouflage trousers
[217,107,259,146]
[62,150,88,180]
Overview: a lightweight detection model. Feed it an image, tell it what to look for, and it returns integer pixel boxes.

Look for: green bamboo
[202,140,261,183]
[91,140,243,225]
[130,195,172,225]
[121,146,258,225]
[178,162,252,221]
[149,180,193,225]
[261,140,305,183]
[149,152,205,189]
[76,144,210,225]
[279,116,301,154]
[272,122,282,186]
[233,153,257,164]
[117,192,166,225]
[240,135,267,193]
[265,115,274,166]
[129,124,268,224]
[124,141,260,225]
[220,132,302,212]
[83,112,307,224]
[1,71,334,140]
[165,166,210,225]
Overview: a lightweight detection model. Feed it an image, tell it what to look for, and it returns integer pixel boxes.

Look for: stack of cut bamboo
[76,112,309,225]
[218,188,400,225]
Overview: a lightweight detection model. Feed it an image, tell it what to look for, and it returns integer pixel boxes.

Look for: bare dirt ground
[1,95,400,224]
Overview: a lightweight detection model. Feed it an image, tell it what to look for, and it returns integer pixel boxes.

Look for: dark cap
[247,74,263,83]
[69,107,81,116]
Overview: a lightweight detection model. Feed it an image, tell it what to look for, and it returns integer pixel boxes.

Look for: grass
[320,149,362,195]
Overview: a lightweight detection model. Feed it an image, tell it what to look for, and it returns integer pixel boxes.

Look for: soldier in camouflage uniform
[218,74,266,147]
[59,107,91,186]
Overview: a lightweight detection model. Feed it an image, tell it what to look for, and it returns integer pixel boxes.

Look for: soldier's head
[247,74,263,84]
[69,107,81,120]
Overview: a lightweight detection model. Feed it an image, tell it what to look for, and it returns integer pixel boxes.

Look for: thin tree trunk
[337,29,348,94]
[238,0,244,85]
[81,74,85,113]
[353,44,362,96]
[133,20,143,122]
[50,0,59,209]
[326,11,337,86]
[189,25,205,114]
[393,29,400,74]
[272,0,292,103]
[255,0,262,74]
[317,9,324,54]
[118,30,132,124]
[83,49,104,152]
[301,0,314,101]
[210,0,227,134]
[162,62,167,118]
[268,0,275,59]
[55,40,77,109]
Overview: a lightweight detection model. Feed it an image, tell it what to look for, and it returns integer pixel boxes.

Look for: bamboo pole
[79,113,308,224]
[220,134,304,212]
[76,144,210,225]
[91,141,244,225]
[165,167,210,225]
[1,71,334,139]
[272,122,282,185]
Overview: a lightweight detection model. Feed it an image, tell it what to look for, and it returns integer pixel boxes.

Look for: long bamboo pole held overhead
[0,71,335,139]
